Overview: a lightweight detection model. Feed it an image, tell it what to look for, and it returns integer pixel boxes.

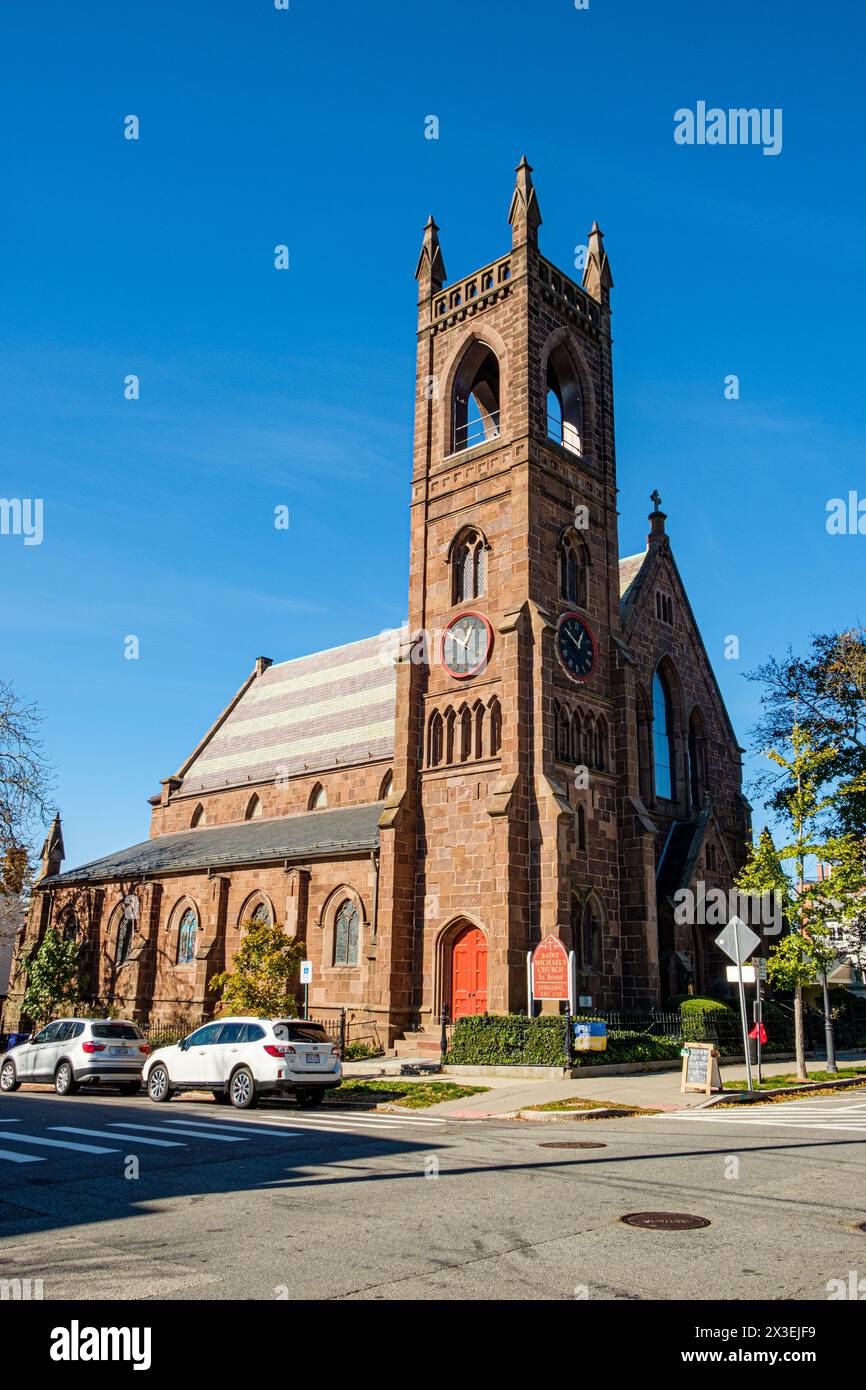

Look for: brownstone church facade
[6,161,750,1045]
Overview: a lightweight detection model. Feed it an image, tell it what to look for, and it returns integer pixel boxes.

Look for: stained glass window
[334,900,359,966]
[177,907,198,965]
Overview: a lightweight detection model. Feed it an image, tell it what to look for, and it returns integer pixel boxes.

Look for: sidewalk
[374,1052,866,1118]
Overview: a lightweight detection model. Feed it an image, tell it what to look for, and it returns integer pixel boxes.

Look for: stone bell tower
[383,158,626,1033]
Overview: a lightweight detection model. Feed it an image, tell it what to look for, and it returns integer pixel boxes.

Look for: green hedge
[680,998,737,1042]
[446,1014,571,1067]
[445,1015,682,1068]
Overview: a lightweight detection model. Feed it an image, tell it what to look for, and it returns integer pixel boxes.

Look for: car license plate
[306,1052,320,1064]
[110,1047,129,1056]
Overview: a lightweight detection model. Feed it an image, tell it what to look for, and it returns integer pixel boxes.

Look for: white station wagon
[0,1019,148,1096]
[143,1017,342,1109]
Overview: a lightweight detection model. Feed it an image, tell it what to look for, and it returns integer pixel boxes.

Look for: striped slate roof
[618,551,647,601]
[181,630,404,796]
[41,803,385,885]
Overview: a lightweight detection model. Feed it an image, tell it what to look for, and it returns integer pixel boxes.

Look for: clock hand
[564,628,584,655]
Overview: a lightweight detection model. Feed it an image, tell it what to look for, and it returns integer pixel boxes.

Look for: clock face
[441,611,493,679]
[556,612,597,682]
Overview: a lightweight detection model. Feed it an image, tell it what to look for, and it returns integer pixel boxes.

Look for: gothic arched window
[595,716,609,772]
[559,536,588,607]
[581,900,603,973]
[245,794,263,821]
[489,697,502,757]
[459,706,473,762]
[249,900,272,927]
[190,803,206,829]
[652,669,675,800]
[452,528,488,603]
[176,907,198,965]
[428,711,444,767]
[378,770,393,800]
[333,899,360,967]
[308,782,328,811]
[451,342,501,454]
[116,916,133,966]
[577,803,587,851]
[555,702,572,762]
[688,708,707,807]
[546,349,582,456]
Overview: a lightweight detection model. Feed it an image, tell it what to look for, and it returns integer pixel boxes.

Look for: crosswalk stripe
[161,1120,302,1138]
[0,1147,44,1164]
[51,1126,187,1148]
[661,1112,866,1133]
[107,1122,247,1143]
[0,1132,120,1154]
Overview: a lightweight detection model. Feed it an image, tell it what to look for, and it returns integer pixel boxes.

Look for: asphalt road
[0,1089,864,1301]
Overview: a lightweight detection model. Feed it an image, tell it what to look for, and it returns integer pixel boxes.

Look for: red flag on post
[748,1023,768,1043]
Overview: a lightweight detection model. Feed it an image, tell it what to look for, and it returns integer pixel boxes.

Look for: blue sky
[1,0,864,869]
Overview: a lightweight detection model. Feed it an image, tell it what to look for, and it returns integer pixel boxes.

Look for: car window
[33,1022,62,1044]
[186,1024,222,1047]
[241,1024,266,1042]
[277,1022,331,1044]
[54,1022,75,1043]
[90,1024,143,1040]
[216,1023,245,1044]
[72,1023,86,1039]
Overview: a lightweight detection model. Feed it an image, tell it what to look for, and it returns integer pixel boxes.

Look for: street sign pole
[526,951,533,1018]
[568,950,576,1018]
[820,972,838,1074]
[715,916,760,1093]
[755,966,763,1086]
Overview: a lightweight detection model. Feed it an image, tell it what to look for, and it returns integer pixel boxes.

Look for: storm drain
[621,1211,710,1231]
[539,1141,607,1149]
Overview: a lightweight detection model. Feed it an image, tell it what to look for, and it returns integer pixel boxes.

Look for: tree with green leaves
[18,927,85,1029]
[747,626,866,838]
[738,726,866,1078]
[210,920,303,1018]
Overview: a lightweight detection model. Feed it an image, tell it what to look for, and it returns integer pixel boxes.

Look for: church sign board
[531,934,570,1001]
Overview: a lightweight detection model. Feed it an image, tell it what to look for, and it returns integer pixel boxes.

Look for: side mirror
[179,1037,190,1052]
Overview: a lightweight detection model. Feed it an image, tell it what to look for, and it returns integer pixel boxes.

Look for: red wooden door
[451,925,488,1018]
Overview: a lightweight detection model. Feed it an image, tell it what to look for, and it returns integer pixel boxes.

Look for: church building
[6,161,751,1046]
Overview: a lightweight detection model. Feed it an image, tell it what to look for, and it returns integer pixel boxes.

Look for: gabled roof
[179,630,404,797]
[618,551,647,606]
[40,802,386,887]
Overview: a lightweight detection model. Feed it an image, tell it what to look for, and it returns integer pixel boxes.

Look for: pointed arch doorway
[451,922,488,1018]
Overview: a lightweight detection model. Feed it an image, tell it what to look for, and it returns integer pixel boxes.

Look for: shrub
[680,997,736,1042]
[446,1015,684,1068]
[343,1040,384,1061]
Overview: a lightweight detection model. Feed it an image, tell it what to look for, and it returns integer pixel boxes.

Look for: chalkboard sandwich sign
[680,1041,723,1095]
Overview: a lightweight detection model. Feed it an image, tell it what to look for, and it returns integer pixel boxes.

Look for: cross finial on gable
[650,488,662,512]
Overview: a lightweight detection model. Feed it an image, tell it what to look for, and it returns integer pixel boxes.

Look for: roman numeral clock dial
[556,612,597,682]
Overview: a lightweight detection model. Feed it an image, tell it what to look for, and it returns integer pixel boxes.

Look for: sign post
[299,959,313,1020]
[715,916,761,1092]
[526,951,534,1018]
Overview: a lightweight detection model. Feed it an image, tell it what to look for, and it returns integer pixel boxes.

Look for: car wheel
[147,1065,173,1103]
[296,1088,325,1109]
[0,1060,19,1093]
[228,1067,257,1109]
[54,1062,78,1096]
[119,1081,140,1096]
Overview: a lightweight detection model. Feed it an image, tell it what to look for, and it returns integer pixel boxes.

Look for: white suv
[143,1017,342,1110]
[0,1019,148,1096]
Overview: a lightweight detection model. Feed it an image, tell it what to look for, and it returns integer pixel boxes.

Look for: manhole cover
[539,1141,607,1149]
[621,1211,710,1231]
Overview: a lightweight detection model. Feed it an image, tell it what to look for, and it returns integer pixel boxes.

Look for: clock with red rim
[556,611,597,682]
[440,610,493,679]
